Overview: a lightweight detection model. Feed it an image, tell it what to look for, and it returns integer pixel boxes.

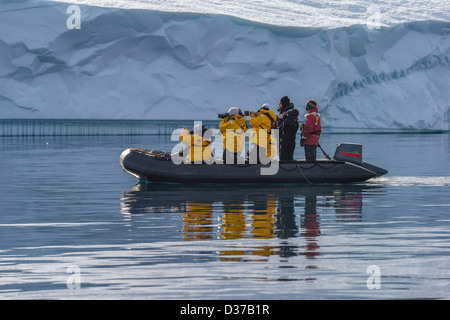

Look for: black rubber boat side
[120,148,386,184]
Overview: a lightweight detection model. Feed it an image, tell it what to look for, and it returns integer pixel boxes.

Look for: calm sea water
[0,121,449,300]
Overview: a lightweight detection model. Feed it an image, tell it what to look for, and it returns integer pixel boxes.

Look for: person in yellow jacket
[248,104,277,163]
[219,107,248,164]
[180,124,213,163]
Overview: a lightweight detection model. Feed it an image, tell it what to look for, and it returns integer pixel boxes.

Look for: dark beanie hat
[306,99,317,109]
[280,96,290,108]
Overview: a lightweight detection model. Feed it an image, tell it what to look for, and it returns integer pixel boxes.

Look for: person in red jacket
[300,99,321,162]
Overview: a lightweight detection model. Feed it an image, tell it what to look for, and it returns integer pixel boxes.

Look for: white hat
[228,107,239,116]
[260,103,270,110]
[193,123,204,133]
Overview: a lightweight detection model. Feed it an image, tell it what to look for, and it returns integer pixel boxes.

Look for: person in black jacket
[276,96,299,161]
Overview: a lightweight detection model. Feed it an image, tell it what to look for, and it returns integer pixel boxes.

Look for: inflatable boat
[119,143,388,184]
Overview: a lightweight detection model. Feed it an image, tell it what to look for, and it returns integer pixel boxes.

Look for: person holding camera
[276,96,299,162]
[300,99,322,162]
[219,107,248,164]
[247,104,277,163]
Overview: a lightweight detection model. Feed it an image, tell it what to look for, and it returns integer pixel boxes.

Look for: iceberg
[0,0,449,131]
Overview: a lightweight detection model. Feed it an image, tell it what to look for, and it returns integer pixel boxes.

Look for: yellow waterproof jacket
[219,115,248,153]
[249,108,277,158]
[180,128,212,162]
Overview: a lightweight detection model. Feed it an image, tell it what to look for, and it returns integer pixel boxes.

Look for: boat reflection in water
[121,182,384,261]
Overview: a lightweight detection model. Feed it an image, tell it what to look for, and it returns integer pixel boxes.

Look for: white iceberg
[0,0,448,131]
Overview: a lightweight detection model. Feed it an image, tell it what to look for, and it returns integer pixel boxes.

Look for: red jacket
[301,107,321,146]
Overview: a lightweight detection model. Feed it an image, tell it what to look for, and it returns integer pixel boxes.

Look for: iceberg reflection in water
[121,183,385,261]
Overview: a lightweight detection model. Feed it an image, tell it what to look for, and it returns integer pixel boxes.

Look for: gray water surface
[0,124,449,299]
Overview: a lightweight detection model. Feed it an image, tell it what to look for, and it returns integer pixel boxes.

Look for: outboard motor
[333,142,388,177]
[333,143,362,164]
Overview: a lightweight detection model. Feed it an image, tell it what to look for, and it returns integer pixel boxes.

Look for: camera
[244,111,257,116]
[218,113,230,119]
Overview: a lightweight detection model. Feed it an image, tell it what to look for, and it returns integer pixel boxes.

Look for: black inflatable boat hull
[120,148,387,184]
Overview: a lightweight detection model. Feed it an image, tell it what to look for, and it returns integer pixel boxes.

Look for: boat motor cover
[333,143,363,164]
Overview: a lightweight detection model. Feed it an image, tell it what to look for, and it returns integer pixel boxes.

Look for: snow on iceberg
[0,1,449,131]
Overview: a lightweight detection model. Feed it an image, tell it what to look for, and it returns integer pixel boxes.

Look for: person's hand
[300,138,306,147]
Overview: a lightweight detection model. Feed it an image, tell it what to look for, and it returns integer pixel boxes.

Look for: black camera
[218,113,230,119]
[244,111,256,116]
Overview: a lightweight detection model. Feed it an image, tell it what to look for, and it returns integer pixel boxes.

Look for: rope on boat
[296,163,312,184]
